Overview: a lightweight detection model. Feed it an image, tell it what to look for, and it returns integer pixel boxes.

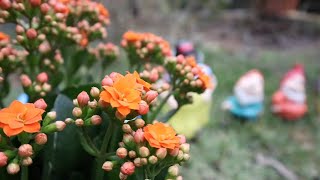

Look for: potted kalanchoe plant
[0,0,213,179]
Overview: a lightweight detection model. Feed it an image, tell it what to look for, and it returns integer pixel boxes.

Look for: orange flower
[80,31,88,47]
[132,71,151,91]
[97,3,109,18]
[0,100,45,137]
[123,31,142,42]
[199,73,213,89]
[143,122,180,149]
[100,73,142,117]
[186,56,197,67]
[57,0,71,4]
[0,32,9,41]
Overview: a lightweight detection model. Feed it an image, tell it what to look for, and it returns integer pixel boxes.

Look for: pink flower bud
[36,72,48,83]
[180,143,190,153]
[39,41,51,53]
[134,129,144,143]
[29,0,41,6]
[102,161,113,171]
[168,165,179,177]
[116,147,127,159]
[148,155,158,164]
[177,150,184,161]
[177,135,186,144]
[128,151,136,158]
[177,176,183,180]
[146,43,154,51]
[139,146,149,158]
[156,148,167,159]
[40,3,50,13]
[123,134,134,146]
[77,91,90,107]
[47,111,56,120]
[145,90,158,103]
[7,163,20,174]
[91,115,102,125]
[141,158,147,165]
[119,172,127,180]
[88,100,97,109]
[101,76,113,86]
[20,74,32,87]
[133,158,141,167]
[72,107,82,117]
[21,157,33,166]
[169,148,179,157]
[120,162,135,175]
[42,83,51,92]
[75,119,84,126]
[183,153,190,161]
[26,29,37,39]
[150,71,159,82]
[0,0,11,10]
[55,121,66,131]
[34,98,47,110]
[16,25,24,34]
[18,144,33,157]
[122,124,132,133]
[138,101,149,115]
[134,119,145,128]
[0,152,8,167]
[90,87,100,98]
[35,133,47,145]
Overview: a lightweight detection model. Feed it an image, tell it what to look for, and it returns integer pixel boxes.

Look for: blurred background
[2,0,320,179]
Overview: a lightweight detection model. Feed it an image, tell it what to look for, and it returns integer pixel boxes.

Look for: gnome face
[234,71,264,106]
[281,74,306,103]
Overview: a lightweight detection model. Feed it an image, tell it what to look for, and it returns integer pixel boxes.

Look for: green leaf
[41,94,94,180]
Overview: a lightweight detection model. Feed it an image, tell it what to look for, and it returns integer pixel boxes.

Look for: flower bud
[20,74,32,87]
[102,161,113,171]
[122,124,132,133]
[176,176,183,180]
[169,148,179,157]
[183,153,190,161]
[26,29,37,39]
[16,25,24,34]
[133,158,141,167]
[148,155,158,164]
[168,165,179,177]
[0,0,11,10]
[91,115,102,125]
[34,98,47,110]
[75,119,84,126]
[90,87,100,98]
[123,134,134,146]
[77,91,90,107]
[156,148,167,159]
[134,118,145,128]
[139,146,149,158]
[128,151,136,158]
[55,121,66,131]
[101,76,113,86]
[35,133,47,145]
[47,111,56,120]
[40,3,50,13]
[88,100,97,109]
[180,143,190,154]
[98,99,109,108]
[39,41,51,53]
[21,157,33,166]
[7,163,20,174]
[18,144,33,157]
[177,150,184,161]
[140,158,147,165]
[42,83,51,92]
[138,101,149,115]
[145,90,158,103]
[116,147,127,159]
[177,135,186,144]
[73,99,78,106]
[36,72,48,83]
[120,162,135,175]
[72,107,82,117]
[65,118,74,124]
[134,129,144,143]
[29,0,41,6]
[0,152,8,167]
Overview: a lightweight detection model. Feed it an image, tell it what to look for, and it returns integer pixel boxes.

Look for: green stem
[21,166,28,180]
[149,92,172,122]
[78,127,99,156]
[94,120,115,180]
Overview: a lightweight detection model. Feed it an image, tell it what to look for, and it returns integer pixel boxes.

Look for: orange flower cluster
[0,101,44,137]
[100,72,151,118]
[0,32,9,41]
[121,31,172,62]
[143,122,180,149]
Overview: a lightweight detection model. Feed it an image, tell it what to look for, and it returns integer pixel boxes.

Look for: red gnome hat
[280,64,305,88]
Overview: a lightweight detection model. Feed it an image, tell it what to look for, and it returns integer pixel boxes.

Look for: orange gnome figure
[271,64,308,120]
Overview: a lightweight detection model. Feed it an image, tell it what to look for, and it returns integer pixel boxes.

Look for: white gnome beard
[281,86,306,103]
[234,86,264,106]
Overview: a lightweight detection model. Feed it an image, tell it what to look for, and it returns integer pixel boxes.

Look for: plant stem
[149,92,172,122]
[94,120,115,180]
[78,127,99,156]
[21,166,28,180]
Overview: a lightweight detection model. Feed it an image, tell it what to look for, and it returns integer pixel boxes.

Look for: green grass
[181,47,320,180]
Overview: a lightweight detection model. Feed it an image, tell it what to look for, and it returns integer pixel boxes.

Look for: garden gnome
[271,64,308,120]
[167,40,217,139]
[222,69,264,120]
